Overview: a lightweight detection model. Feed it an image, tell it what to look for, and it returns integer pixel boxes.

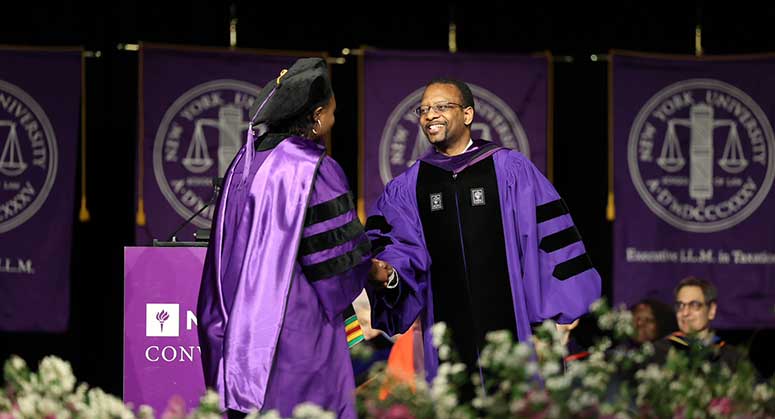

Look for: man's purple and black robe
[197,133,370,418]
[365,139,601,381]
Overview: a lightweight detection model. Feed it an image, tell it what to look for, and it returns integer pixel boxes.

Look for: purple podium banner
[0,47,81,331]
[124,246,207,414]
[361,49,550,212]
[137,44,321,245]
[611,52,775,328]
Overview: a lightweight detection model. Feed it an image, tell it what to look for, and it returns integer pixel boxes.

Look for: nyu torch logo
[153,80,258,228]
[0,80,58,233]
[379,84,530,185]
[628,79,775,233]
[146,303,180,337]
[156,310,170,332]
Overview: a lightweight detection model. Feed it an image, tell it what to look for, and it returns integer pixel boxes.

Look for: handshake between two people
[368,258,395,288]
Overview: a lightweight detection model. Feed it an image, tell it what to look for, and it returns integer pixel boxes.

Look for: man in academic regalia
[364,78,602,385]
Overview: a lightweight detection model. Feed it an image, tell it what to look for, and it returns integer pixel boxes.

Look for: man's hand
[369,258,394,286]
[555,319,580,346]
[533,319,580,362]
[352,291,382,340]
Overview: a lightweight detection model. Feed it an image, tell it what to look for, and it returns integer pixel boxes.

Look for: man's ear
[707,301,717,321]
[463,107,474,126]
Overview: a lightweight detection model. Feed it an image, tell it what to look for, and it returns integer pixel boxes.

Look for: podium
[123,246,207,414]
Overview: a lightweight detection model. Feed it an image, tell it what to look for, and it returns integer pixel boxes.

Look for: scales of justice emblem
[379,83,531,185]
[0,121,27,176]
[153,80,259,228]
[628,79,775,233]
[0,80,58,234]
[180,104,245,177]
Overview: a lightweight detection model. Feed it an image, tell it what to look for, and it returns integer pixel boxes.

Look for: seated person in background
[565,298,675,363]
[653,276,744,371]
[631,298,677,344]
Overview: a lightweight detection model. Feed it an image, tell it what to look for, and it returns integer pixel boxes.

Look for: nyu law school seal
[379,83,531,185]
[0,80,58,234]
[628,79,775,233]
[153,79,259,228]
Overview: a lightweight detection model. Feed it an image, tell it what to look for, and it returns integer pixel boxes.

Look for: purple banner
[612,52,775,328]
[0,48,81,331]
[361,49,550,212]
[137,44,320,244]
[124,246,207,414]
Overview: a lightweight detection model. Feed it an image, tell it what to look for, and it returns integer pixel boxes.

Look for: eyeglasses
[414,102,465,117]
[674,300,706,312]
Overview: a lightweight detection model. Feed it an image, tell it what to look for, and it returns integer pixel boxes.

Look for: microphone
[167,177,223,242]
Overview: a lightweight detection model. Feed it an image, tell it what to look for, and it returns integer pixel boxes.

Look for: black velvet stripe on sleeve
[552,253,594,280]
[539,226,582,253]
[536,199,569,224]
[303,239,372,282]
[370,236,393,254]
[365,215,393,233]
[299,218,364,256]
[304,192,354,226]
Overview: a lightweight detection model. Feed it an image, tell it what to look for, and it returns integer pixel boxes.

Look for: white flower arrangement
[0,356,337,419]
[3,298,774,419]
